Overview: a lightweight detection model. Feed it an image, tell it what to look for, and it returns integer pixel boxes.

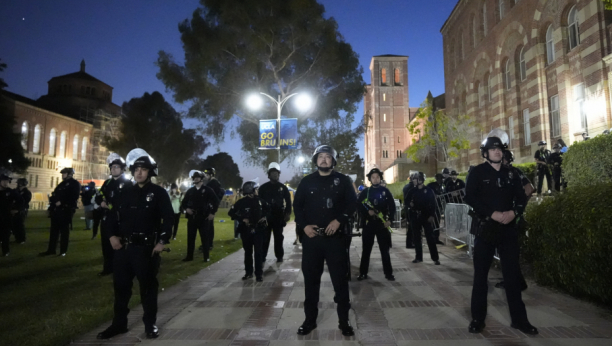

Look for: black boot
[468,319,485,334]
[338,321,354,336]
[97,325,128,339]
[297,322,317,335]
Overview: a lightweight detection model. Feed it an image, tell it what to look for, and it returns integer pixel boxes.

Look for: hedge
[563,134,612,188]
[513,162,536,185]
[523,183,612,307]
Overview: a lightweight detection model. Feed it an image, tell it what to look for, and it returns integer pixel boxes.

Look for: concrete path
[72,223,612,345]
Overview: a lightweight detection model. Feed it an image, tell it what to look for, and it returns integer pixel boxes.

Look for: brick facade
[441,0,612,169]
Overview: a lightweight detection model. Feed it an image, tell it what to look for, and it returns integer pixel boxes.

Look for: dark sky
[0,0,457,185]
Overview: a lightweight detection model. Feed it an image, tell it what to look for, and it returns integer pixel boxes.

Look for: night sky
[0,0,457,185]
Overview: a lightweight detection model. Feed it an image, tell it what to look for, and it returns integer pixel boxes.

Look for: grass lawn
[0,208,243,346]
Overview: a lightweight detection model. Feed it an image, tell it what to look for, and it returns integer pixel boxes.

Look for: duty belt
[123,233,155,247]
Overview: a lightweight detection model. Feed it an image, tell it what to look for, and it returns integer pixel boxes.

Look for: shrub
[513,162,536,184]
[563,134,612,188]
[523,183,612,307]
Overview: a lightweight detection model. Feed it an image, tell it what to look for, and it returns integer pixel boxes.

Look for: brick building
[3,61,121,208]
[441,0,612,169]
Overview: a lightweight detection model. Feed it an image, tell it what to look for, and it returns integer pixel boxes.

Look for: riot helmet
[538,140,547,146]
[242,179,260,195]
[106,153,126,169]
[480,128,509,164]
[267,162,281,174]
[126,148,158,177]
[60,167,75,176]
[189,170,204,180]
[0,172,11,183]
[311,145,337,169]
[203,167,216,176]
[366,168,383,181]
[503,150,514,164]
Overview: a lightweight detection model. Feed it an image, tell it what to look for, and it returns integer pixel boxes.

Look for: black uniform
[180,184,220,260]
[205,178,224,250]
[405,186,439,262]
[464,162,528,325]
[549,151,563,192]
[228,196,269,278]
[426,181,446,195]
[46,177,81,255]
[258,180,292,262]
[426,181,445,243]
[534,148,551,194]
[96,175,133,274]
[1,187,23,255]
[107,181,174,332]
[445,178,466,203]
[12,187,31,243]
[357,185,395,277]
[402,181,415,248]
[82,186,96,229]
[293,171,356,324]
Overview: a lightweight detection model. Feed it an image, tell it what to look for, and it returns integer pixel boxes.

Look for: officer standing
[229,180,269,281]
[445,170,466,203]
[203,167,224,251]
[534,140,552,196]
[180,170,219,262]
[356,168,395,281]
[427,173,446,195]
[95,153,133,276]
[1,172,23,256]
[259,162,292,263]
[97,148,174,340]
[13,178,31,244]
[293,145,356,336]
[405,172,440,265]
[427,174,446,245]
[549,144,563,192]
[39,167,81,257]
[464,130,537,335]
[402,174,416,248]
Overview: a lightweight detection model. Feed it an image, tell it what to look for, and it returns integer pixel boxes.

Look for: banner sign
[279,118,298,149]
[259,119,277,149]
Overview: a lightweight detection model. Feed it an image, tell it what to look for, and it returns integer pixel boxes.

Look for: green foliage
[523,183,612,306]
[0,59,30,173]
[406,96,479,166]
[104,92,208,183]
[604,0,612,10]
[200,152,243,190]
[157,0,365,169]
[561,134,612,188]
[513,162,536,184]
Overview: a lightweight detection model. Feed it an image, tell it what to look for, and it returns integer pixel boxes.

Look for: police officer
[39,167,81,257]
[402,174,416,248]
[534,140,552,196]
[180,170,219,262]
[293,145,356,336]
[203,167,224,251]
[549,144,563,192]
[13,178,31,244]
[95,153,133,276]
[464,129,537,335]
[445,170,466,203]
[427,174,446,245]
[356,168,395,281]
[427,173,446,195]
[405,172,440,265]
[259,162,292,263]
[229,180,269,281]
[441,167,452,186]
[1,172,23,256]
[97,148,174,340]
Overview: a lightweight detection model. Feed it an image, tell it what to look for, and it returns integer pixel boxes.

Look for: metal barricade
[394,199,402,228]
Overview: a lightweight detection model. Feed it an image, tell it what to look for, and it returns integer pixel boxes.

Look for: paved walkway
[73,223,612,345]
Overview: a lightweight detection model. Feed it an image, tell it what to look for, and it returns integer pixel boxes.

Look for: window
[394,69,400,84]
[32,124,42,154]
[381,68,387,85]
[460,31,464,60]
[397,136,400,143]
[505,60,512,90]
[574,84,587,130]
[546,25,555,64]
[486,74,492,101]
[476,81,483,107]
[383,113,386,122]
[519,47,526,81]
[499,0,505,20]
[35,175,38,188]
[49,129,57,156]
[72,135,79,160]
[59,131,67,158]
[383,93,386,101]
[81,86,85,94]
[50,177,53,187]
[21,122,29,150]
[86,87,91,95]
[508,116,515,146]
[384,136,387,144]
[472,16,477,47]
[568,6,580,50]
[483,3,488,36]
[550,95,560,137]
[81,137,88,161]
[523,109,531,145]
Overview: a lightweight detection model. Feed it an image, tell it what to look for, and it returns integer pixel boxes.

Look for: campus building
[441,0,612,169]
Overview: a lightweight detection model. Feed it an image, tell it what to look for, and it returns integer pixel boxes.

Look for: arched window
[568,6,580,50]
[394,68,400,84]
[49,129,57,156]
[499,0,505,20]
[486,74,492,101]
[546,25,555,64]
[33,124,42,154]
[81,137,88,161]
[72,135,79,160]
[505,59,512,90]
[21,122,29,150]
[381,68,387,85]
[519,47,527,81]
[59,131,67,158]
[475,80,483,107]
[482,3,488,36]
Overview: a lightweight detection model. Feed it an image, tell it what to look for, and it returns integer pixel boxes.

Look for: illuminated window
[574,84,587,130]
[81,137,88,161]
[33,124,41,154]
[394,69,400,84]
[383,114,386,122]
[381,68,387,85]
[59,131,67,158]
[550,95,560,137]
[383,93,386,101]
[499,0,505,20]
[49,129,57,156]
[523,109,531,145]
[568,6,580,50]
[72,135,79,160]
[21,122,29,150]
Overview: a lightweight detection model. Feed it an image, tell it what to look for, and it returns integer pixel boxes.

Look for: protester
[169,183,182,240]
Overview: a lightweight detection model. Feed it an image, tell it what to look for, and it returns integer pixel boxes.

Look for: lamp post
[246,92,312,162]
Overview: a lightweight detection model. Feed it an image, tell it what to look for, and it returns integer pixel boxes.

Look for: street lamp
[246,92,312,162]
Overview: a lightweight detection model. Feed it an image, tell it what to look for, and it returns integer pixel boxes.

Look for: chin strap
[485,157,502,164]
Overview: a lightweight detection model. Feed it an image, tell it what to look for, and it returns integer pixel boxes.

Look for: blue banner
[259,119,277,149]
[280,118,298,149]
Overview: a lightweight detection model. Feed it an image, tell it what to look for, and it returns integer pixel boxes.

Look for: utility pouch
[469,210,502,245]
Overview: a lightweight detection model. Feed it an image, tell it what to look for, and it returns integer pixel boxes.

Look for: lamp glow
[294,94,312,112]
[246,94,264,111]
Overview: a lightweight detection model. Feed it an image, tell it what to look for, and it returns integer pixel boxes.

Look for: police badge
[508,171,514,180]
[334,178,340,186]
[119,183,124,189]
[146,192,154,202]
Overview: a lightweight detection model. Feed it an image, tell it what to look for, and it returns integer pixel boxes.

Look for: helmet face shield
[126,149,158,177]
[311,145,337,167]
[106,153,126,169]
[242,178,260,195]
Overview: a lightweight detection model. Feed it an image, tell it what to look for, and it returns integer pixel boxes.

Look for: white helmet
[268,162,281,173]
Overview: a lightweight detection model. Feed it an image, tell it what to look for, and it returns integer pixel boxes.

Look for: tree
[0,59,30,174]
[405,94,479,168]
[199,152,243,190]
[104,91,208,183]
[346,154,364,186]
[156,0,365,169]
[604,0,612,10]
[284,173,303,189]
